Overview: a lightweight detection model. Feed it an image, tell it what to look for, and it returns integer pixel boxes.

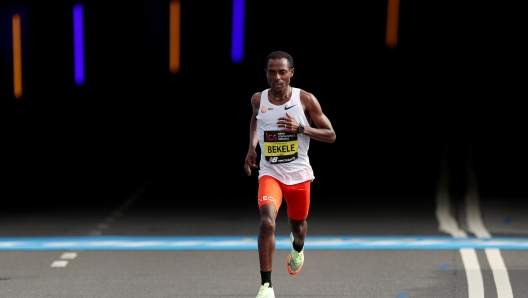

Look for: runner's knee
[288,218,306,234]
[260,217,275,234]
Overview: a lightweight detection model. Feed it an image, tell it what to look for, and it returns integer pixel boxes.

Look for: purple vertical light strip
[230,0,245,64]
[73,3,85,85]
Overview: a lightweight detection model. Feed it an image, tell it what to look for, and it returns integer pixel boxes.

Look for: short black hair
[265,51,294,69]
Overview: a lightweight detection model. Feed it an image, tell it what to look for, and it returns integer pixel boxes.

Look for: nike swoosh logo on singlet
[285,105,297,110]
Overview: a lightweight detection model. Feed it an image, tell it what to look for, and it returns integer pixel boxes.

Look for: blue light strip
[1,236,528,250]
[230,0,245,63]
[73,3,85,85]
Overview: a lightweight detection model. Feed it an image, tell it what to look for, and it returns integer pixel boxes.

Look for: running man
[244,51,336,298]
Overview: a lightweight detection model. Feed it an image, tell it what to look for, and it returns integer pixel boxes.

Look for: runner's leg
[257,176,283,272]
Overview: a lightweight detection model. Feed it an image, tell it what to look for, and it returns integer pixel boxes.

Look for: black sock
[260,271,272,287]
[293,241,303,252]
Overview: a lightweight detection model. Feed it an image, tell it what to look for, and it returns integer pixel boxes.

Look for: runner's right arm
[244,92,262,176]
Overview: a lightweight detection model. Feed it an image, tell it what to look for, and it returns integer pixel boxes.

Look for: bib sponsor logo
[265,132,278,141]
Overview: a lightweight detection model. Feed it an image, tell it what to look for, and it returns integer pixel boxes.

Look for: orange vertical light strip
[385,0,400,49]
[12,13,23,99]
[169,0,181,73]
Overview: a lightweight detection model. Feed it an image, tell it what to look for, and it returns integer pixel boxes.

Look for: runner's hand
[244,150,258,176]
[277,112,299,132]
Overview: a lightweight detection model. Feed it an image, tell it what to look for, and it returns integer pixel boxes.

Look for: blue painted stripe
[1,236,528,250]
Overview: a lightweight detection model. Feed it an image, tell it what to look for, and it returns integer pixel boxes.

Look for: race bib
[263,130,298,164]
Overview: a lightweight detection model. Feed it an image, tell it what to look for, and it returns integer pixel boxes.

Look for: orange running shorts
[257,175,311,220]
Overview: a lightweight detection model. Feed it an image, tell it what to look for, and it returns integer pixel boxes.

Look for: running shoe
[255,282,274,298]
[286,232,304,275]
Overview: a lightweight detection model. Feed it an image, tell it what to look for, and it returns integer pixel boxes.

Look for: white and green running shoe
[255,282,274,298]
[286,232,304,275]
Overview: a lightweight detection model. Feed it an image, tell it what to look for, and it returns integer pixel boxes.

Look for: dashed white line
[51,260,68,267]
[88,181,148,236]
[51,251,77,268]
[61,252,77,259]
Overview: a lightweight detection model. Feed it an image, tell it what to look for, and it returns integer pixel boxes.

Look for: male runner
[244,51,336,298]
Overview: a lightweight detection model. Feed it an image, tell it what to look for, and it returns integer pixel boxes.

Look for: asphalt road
[1,149,528,298]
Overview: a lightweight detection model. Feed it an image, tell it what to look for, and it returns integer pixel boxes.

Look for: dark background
[2,0,526,209]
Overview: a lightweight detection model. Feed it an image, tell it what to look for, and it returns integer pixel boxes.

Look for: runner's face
[265,58,294,93]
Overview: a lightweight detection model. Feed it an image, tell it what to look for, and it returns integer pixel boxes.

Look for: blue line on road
[1,236,528,250]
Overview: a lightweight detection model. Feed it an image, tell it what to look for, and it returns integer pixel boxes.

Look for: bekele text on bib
[263,130,298,164]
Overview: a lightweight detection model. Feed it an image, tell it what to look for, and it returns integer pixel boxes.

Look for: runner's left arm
[300,92,336,143]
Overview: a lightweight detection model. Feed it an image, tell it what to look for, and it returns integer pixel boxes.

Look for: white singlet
[256,87,314,185]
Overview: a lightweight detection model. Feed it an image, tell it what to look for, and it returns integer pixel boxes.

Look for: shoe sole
[286,253,303,275]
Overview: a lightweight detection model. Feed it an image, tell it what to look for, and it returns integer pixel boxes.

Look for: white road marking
[51,260,68,267]
[435,145,484,298]
[465,165,491,238]
[435,161,468,238]
[460,248,485,298]
[437,144,514,297]
[485,248,514,298]
[60,252,77,259]
[464,151,513,297]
